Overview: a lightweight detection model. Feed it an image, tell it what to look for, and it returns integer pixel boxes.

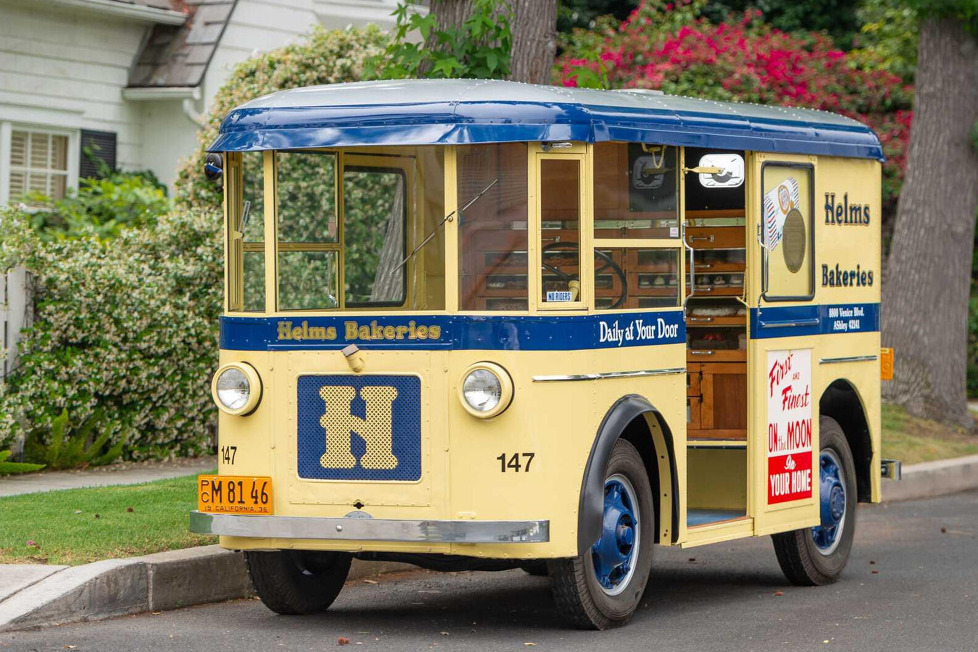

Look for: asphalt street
[3,491,976,652]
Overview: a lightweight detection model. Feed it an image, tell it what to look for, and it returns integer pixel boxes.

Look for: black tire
[772,416,857,586]
[246,550,352,615]
[519,561,549,577]
[549,439,654,630]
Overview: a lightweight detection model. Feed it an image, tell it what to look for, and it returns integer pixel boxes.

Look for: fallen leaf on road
[338,637,350,646]
[871,570,879,575]
[941,527,947,534]
[773,591,784,597]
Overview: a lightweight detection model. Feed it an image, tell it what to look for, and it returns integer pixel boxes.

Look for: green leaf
[430,57,462,78]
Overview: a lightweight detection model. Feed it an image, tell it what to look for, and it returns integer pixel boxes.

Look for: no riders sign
[767,349,813,504]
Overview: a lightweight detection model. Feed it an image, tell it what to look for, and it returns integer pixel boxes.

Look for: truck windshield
[227,147,446,313]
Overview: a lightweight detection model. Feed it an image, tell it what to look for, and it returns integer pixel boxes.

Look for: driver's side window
[592,142,682,311]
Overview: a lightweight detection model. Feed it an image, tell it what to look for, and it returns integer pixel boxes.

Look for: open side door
[749,153,820,536]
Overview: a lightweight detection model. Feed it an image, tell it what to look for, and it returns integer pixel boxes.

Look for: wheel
[772,416,857,586]
[245,550,352,615]
[549,439,654,629]
[520,561,549,576]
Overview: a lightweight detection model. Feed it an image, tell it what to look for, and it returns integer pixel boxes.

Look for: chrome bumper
[190,511,549,544]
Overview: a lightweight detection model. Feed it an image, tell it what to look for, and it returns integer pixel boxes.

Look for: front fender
[577,394,678,554]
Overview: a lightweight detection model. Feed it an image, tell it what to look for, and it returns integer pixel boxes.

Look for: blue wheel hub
[591,477,638,593]
[811,450,846,553]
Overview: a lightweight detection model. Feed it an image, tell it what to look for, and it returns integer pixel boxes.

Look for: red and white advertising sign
[767,349,813,504]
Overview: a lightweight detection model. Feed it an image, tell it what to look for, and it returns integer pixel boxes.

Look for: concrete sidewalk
[0,457,215,498]
[0,548,413,632]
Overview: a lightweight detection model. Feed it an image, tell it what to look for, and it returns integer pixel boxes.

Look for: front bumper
[190,511,550,544]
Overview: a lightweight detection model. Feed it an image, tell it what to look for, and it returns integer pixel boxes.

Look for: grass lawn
[0,472,216,566]
[882,403,978,465]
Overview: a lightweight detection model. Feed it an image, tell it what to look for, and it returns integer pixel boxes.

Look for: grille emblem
[319,386,399,470]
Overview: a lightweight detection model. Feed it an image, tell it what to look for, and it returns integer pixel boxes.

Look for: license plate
[197,475,273,515]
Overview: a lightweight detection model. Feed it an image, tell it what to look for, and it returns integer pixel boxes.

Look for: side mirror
[697,153,744,189]
[204,152,224,183]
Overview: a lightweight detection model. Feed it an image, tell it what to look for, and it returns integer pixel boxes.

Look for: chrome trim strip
[532,367,686,383]
[819,355,878,365]
[190,511,549,544]
[759,318,820,328]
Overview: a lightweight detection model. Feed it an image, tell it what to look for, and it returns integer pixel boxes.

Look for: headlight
[212,363,262,416]
[459,362,514,418]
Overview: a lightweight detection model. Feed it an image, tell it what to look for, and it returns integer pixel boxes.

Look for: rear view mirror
[697,154,744,189]
[205,152,224,184]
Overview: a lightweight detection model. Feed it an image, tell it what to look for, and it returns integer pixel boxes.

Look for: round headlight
[459,363,513,418]
[212,363,261,416]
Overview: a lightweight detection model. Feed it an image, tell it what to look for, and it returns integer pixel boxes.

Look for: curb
[881,453,978,502]
[0,547,413,633]
[1,456,974,632]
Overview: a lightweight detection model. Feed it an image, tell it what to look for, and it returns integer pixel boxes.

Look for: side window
[592,142,682,311]
[761,163,814,301]
[457,143,529,311]
[594,142,680,239]
[227,151,266,312]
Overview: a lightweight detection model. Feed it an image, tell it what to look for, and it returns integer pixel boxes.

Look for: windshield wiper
[387,178,498,277]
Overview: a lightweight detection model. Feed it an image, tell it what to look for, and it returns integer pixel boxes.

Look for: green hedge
[0,207,222,457]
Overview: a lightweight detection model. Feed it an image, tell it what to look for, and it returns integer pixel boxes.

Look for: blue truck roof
[209,79,883,161]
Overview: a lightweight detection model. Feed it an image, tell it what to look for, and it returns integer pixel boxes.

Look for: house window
[9,129,70,201]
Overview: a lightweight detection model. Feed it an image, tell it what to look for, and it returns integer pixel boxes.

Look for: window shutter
[79,130,117,179]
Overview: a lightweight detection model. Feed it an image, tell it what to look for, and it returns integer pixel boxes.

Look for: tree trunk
[507,0,558,84]
[882,18,978,429]
[425,0,557,84]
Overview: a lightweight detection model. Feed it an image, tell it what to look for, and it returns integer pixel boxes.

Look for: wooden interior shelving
[685,210,748,442]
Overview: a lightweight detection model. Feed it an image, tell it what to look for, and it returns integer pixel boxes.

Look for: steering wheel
[541,241,628,309]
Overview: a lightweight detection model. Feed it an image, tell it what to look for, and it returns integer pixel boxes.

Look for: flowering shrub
[557,0,914,222]
[0,207,222,458]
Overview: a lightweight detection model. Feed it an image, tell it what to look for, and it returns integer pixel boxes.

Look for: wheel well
[619,413,677,545]
[820,380,872,502]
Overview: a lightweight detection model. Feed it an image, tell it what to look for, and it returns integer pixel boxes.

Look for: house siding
[0,0,400,196]
[0,1,149,172]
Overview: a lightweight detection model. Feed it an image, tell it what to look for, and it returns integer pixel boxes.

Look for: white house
[0,0,400,198]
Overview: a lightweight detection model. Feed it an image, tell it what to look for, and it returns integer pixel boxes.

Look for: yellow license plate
[197,475,273,515]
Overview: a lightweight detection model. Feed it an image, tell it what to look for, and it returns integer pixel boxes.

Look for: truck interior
[683,147,750,529]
